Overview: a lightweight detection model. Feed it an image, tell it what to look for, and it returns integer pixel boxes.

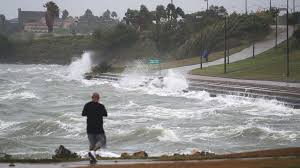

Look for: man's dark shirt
[82,101,108,134]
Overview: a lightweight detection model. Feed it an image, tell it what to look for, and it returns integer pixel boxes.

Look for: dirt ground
[77,157,300,168]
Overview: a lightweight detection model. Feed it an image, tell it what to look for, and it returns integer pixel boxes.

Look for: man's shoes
[88,151,97,164]
[89,160,97,164]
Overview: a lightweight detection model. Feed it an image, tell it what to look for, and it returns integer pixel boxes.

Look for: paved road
[167,26,294,75]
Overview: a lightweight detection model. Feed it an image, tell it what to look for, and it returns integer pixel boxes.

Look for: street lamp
[218,12,228,73]
[204,0,209,11]
[245,0,248,14]
[286,0,290,78]
[196,15,204,69]
[252,13,256,59]
[278,2,290,78]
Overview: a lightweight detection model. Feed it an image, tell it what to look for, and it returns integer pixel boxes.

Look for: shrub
[93,23,139,49]
[0,34,12,57]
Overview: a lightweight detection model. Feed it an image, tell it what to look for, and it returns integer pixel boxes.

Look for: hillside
[190,34,300,82]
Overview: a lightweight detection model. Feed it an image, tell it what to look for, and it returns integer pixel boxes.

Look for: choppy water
[0,53,300,159]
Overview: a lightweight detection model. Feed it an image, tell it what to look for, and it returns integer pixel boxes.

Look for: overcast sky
[1,0,299,19]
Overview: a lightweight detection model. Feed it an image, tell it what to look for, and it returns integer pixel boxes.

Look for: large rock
[52,145,80,159]
[191,149,215,157]
[191,149,202,156]
[132,151,148,158]
[121,152,131,159]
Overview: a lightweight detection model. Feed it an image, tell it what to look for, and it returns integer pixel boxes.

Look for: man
[203,50,209,62]
[82,92,108,164]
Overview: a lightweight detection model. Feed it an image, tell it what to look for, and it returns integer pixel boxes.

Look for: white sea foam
[158,129,180,142]
[0,91,39,100]
[194,123,299,142]
[117,69,190,98]
[0,120,18,131]
[67,52,93,80]
[162,69,188,92]
[148,125,180,142]
[142,105,197,119]
[80,79,109,86]
[77,150,120,158]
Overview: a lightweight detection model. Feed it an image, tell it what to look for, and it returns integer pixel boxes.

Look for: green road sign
[149,59,160,64]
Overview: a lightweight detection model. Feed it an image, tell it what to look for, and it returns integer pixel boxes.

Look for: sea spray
[118,61,189,93]
[67,52,93,80]
[163,69,188,92]
[119,60,151,88]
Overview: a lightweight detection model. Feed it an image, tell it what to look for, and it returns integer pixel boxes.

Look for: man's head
[91,92,100,102]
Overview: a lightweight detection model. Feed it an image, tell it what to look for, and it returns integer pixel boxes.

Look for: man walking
[82,92,108,164]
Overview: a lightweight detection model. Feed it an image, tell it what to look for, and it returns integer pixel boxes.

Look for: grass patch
[160,45,247,70]
[190,40,300,82]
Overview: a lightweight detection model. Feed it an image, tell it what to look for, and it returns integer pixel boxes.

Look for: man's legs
[87,133,107,164]
[94,133,106,151]
[87,134,98,164]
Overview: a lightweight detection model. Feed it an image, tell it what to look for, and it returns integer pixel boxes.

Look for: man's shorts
[88,133,106,150]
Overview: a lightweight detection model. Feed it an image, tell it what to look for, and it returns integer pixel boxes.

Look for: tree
[0,34,12,57]
[155,5,166,24]
[44,1,59,33]
[166,3,176,21]
[176,7,185,19]
[84,9,93,17]
[124,9,139,27]
[139,5,152,30]
[103,9,111,20]
[0,15,5,24]
[111,11,118,18]
[0,15,5,33]
[62,9,69,20]
[93,23,139,49]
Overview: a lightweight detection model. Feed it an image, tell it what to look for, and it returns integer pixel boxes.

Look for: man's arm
[102,105,108,117]
[82,104,87,116]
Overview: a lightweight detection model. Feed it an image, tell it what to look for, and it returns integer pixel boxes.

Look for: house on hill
[18,8,73,33]
[18,8,45,25]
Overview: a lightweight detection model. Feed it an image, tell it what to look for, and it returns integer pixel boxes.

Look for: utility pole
[275,14,278,48]
[224,15,227,73]
[253,14,256,58]
[227,17,230,64]
[200,33,203,69]
[204,0,209,11]
[293,0,296,13]
[286,0,290,77]
[245,0,248,14]
[171,0,173,4]
[270,0,272,11]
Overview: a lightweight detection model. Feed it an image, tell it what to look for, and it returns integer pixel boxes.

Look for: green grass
[10,35,93,65]
[190,40,300,82]
[156,45,248,70]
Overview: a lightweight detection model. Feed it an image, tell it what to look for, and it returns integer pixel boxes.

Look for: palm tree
[62,9,69,20]
[102,9,111,20]
[44,1,59,33]
[111,11,118,19]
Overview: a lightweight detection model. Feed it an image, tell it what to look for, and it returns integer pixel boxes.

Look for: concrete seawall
[85,73,300,109]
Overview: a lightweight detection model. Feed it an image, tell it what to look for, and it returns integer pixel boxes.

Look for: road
[167,26,294,75]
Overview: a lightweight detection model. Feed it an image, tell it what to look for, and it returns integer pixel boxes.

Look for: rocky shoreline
[1,146,300,164]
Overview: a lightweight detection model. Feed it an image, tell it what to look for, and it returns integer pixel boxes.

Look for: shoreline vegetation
[1,146,300,163]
